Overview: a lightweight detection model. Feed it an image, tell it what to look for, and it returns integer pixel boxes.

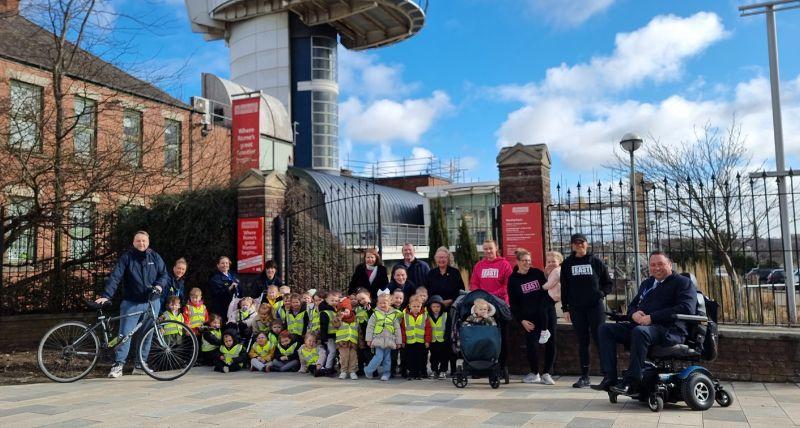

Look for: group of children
[158,283,485,380]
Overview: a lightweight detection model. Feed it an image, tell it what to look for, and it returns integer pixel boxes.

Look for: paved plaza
[0,370,799,428]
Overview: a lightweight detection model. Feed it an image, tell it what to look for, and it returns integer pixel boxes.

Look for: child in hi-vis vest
[297,332,327,376]
[364,294,403,381]
[215,332,245,373]
[332,297,359,380]
[401,295,431,380]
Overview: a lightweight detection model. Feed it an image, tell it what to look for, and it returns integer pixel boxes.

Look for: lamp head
[619,133,643,153]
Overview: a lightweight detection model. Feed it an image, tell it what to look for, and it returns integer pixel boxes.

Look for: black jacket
[426,266,465,305]
[348,263,389,299]
[628,273,697,345]
[508,267,550,323]
[560,252,613,311]
[252,273,282,300]
[391,258,431,288]
[318,301,336,342]
[209,270,241,318]
[102,248,168,303]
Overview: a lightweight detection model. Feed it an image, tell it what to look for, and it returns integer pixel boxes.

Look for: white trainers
[222,366,229,373]
[349,372,358,380]
[338,372,347,379]
[438,372,447,380]
[522,372,541,384]
[541,373,555,385]
[539,329,551,344]
[108,363,123,378]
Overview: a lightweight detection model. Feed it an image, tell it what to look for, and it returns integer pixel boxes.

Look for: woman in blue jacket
[208,256,241,319]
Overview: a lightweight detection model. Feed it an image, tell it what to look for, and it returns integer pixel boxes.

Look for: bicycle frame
[73,298,168,355]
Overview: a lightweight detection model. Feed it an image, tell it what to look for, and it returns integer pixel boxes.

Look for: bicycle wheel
[138,320,197,381]
[37,321,100,383]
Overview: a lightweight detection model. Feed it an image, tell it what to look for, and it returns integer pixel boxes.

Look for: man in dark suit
[593,251,697,395]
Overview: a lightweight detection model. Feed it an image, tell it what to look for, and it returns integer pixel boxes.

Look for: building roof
[292,167,425,228]
[0,14,189,109]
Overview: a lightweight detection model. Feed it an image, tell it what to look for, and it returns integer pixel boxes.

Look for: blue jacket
[208,270,240,317]
[627,272,697,345]
[103,248,168,303]
[161,273,186,308]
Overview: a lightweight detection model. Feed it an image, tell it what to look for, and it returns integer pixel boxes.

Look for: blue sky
[84,0,800,184]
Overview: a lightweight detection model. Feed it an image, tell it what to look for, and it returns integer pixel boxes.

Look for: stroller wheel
[608,392,618,404]
[715,389,732,407]
[453,374,468,389]
[489,376,500,389]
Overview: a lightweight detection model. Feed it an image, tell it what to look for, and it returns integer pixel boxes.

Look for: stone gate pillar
[236,169,287,282]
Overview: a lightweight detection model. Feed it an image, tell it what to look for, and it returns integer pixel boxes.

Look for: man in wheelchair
[594,251,696,395]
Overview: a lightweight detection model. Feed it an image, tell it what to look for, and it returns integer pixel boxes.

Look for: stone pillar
[237,169,287,280]
[496,142,552,252]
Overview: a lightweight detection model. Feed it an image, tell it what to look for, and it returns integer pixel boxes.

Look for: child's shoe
[364,369,374,379]
[338,372,347,380]
[349,372,358,380]
[438,372,447,380]
[380,374,390,381]
[222,366,229,373]
[298,368,307,374]
[264,365,271,373]
[539,329,551,344]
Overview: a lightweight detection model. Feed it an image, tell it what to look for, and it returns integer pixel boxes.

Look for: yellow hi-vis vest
[161,311,183,335]
[201,329,221,352]
[322,309,337,334]
[286,311,305,336]
[372,310,398,335]
[336,320,359,344]
[220,343,243,365]
[272,300,286,320]
[356,306,369,324]
[308,308,320,333]
[404,312,427,344]
[430,313,448,343]
[251,342,273,360]
[299,346,319,365]
[187,304,206,329]
[276,341,298,357]
[236,308,253,323]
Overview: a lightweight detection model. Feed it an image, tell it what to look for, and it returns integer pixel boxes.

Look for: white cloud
[340,91,453,145]
[338,49,419,100]
[527,0,616,27]
[488,12,794,172]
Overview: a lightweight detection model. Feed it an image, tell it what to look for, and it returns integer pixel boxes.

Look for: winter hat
[428,295,444,307]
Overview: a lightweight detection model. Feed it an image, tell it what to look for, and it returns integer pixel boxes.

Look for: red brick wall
[374,175,450,193]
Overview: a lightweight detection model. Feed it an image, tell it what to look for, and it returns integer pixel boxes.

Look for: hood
[470,301,497,318]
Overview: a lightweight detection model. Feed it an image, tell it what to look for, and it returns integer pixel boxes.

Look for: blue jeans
[365,347,392,376]
[115,299,157,365]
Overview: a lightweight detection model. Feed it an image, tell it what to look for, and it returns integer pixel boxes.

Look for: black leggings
[570,302,605,376]
[526,304,557,374]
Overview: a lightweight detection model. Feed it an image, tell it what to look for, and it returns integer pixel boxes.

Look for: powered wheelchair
[605,275,734,412]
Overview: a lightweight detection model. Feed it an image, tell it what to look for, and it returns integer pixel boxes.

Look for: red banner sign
[232,97,260,176]
[501,202,544,268]
[237,217,264,274]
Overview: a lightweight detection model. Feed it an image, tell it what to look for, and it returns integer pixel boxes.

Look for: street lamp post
[739,0,799,324]
[621,133,644,297]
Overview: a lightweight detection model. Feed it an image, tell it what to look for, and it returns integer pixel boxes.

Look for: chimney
[0,0,19,16]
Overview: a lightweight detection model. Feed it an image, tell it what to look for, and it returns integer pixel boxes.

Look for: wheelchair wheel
[715,389,733,407]
[682,373,715,411]
[489,376,500,389]
[608,392,618,404]
[648,393,664,412]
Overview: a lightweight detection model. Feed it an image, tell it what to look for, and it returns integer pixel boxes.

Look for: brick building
[0,1,230,304]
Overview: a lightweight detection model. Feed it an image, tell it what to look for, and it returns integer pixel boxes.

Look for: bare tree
[0,0,229,311]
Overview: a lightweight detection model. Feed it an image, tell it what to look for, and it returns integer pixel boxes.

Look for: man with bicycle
[95,231,168,378]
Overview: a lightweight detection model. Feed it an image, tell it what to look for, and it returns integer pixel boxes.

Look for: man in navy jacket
[96,231,168,378]
[594,251,697,395]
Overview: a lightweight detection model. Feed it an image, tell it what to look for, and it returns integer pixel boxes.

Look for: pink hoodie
[470,257,513,303]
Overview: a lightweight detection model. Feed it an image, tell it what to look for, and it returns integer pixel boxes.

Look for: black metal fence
[1,206,116,315]
[549,172,800,326]
[282,180,382,293]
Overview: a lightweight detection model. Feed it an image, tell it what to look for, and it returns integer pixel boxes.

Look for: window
[6,198,35,264]
[163,119,181,173]
[9,80,42,151]
[311,37,337,81]
[122,109,142,167]
[68,202,94,260]
[311,90,338,170]
[73,96,96,158]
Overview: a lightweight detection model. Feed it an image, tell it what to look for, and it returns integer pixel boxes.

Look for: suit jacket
[627,272,697,345]
[347,263,389,299]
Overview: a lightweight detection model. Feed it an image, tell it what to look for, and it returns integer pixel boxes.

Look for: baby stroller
[450,289,512,389]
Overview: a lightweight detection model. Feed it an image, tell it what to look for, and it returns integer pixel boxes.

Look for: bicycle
[37,288,198,382]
